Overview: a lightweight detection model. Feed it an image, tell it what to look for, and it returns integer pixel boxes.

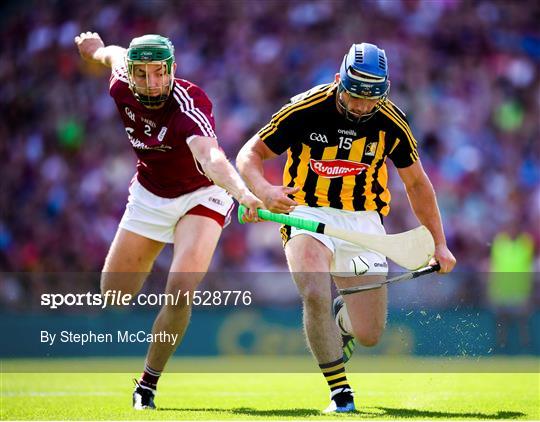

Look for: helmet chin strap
[129,62,174,107]
[336,85,388,123]
[133,89,169,107]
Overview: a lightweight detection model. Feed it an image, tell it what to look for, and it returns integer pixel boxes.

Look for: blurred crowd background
[1,0,539,312]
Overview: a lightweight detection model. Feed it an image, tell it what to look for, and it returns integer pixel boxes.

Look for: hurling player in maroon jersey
[75,32,262,409]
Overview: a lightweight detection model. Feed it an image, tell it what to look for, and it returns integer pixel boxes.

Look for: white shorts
[283,206,388,276]
[119,180,234,244]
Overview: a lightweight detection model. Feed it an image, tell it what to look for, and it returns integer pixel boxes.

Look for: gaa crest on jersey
[309,132,328,143]
[125,107,136,122]
[365,141,378,156]
[309,159,369,178]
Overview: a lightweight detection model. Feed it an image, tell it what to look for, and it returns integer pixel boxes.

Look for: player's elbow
[237,137,267,174]
[199,147,224,174]
[236,145,253,176]
[405,173,434,195]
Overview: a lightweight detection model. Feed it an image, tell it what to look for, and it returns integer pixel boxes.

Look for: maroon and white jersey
[109,63,216,198]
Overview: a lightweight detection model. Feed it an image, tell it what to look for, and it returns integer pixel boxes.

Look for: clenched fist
[74,32,105,62]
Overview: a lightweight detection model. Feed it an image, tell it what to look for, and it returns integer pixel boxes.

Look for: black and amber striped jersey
[257,83,419,216]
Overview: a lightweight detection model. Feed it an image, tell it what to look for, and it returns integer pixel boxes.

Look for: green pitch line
[1,358,539,420]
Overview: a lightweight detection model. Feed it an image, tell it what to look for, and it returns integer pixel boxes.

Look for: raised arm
[74,32,125,68]
[188,136,263,221]
[397,160,456,273]
[236,135,299,213]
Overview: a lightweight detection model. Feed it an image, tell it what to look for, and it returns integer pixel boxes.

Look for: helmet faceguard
[337,43,390,123]
[126,34,175,107]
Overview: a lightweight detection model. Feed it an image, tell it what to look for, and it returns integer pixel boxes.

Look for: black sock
[319,357,351,397]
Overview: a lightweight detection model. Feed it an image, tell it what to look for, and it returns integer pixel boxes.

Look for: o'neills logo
[309,159,369,178]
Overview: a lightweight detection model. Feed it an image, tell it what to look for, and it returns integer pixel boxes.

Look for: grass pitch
[1,357,539,420]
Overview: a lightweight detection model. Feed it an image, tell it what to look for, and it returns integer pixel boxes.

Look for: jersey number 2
[144,124,152,136]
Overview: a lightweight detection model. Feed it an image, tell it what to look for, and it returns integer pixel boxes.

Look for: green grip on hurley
[237,205,321,233]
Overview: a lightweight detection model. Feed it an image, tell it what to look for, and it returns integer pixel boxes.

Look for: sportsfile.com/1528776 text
[40,290,253,309]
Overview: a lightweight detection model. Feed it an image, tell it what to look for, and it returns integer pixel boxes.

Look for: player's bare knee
[355,331,381,347]
[286,237,331,273]
[161,301,192,317]
[166,275,201,295]
[100,276,117,295]
[360,334,381,347]
[353,325,384,347]
[299,251,329,272]
[298,283,330,309]
[100,273,145,297]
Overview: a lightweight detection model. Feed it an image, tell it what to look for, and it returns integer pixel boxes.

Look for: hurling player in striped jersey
[75,32,262,410]
[237,43,456,413]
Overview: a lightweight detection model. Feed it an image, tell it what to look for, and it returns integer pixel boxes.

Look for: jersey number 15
[338,136,352,150]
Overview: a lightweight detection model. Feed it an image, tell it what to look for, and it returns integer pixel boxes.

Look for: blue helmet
[339,43,389,99]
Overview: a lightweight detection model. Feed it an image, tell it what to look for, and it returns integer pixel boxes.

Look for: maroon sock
[139,363,161,390]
